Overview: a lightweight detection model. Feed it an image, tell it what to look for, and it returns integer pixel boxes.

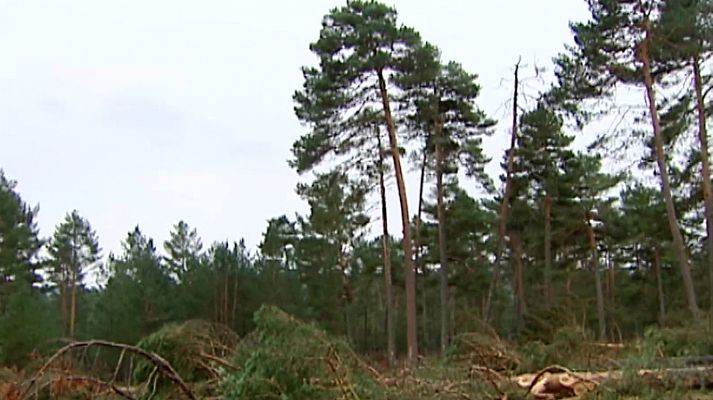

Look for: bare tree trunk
[693,57,713,325]
[376,129,395,367]
[377,70,418,362]
[434,119,450,355]
[69,234,77,339]
[484,58,521,322]
[654,247,666,326]
[70,277,77,338]
[510,232,527,329]
[60,280,68,337]
[640,17,700,321]
[232,267,239,329]
[414,149,428,349]
[607,250,616,306]
[586,216,606,342]
[544,195,553,310]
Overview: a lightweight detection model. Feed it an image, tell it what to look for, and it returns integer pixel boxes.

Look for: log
[512,364,713,399]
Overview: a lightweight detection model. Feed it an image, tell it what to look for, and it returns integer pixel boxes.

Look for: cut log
[512,365,713,399]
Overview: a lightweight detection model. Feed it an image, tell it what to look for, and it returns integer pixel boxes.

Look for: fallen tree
[512,364,713,399]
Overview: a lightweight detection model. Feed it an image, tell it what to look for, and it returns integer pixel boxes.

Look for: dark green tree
[292,171,370,338]
[47,210,100,338]
[554,0,701,320]
[163,220,203,282]
[292,1,433,360]
[0,170,55,365]
[400,58,493,352]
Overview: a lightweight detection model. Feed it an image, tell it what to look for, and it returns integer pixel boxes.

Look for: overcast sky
[0,0,591,256]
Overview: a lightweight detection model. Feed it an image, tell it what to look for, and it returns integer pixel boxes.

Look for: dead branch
[22,340,197,400]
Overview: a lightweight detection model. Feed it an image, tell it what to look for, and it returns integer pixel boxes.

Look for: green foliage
[221,305,386,400]
[134,319,239,394]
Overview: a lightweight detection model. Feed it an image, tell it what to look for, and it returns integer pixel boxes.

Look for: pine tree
[0,170,55,365]
[292,0,434,360]
[163,220,203,282]
[292,171,370,338]
[47,210,100,338]
[555,0,701,320]
[400,58,493,353]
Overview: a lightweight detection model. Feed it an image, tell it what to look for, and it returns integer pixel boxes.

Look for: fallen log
[512,365,713,399]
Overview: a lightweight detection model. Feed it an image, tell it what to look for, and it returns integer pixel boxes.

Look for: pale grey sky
[0,0,590,256]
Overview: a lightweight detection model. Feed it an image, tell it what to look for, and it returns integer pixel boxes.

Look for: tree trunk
[654,247,666,326]
[544,195,553,309]
[376,129,395,367]
[484,58,521,322]
[415,148,428,349]
[60,280,68,337]
[606,250,616,307]
[435,119,450,355]
[639,18,700,321]
[693,57,713,325]
[586,216,606,342]
[69,279,77,338]
[510,231,527,329]
[232,267,239,329]
[377,70,418,362]
[69,234,77,339]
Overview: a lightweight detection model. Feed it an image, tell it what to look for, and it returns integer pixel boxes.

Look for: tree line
[0,0,711,368]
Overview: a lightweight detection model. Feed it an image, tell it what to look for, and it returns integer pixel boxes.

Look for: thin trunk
[693,57,713,325]
[224,270,229,326]
[435,119,449,354]
[586,216,606,342]
[232,268,239,329]
[376,129,395,367]
[607,250,616,306]
[510,232,526,328]
[60,281,68,337]
[640,16,700,320]
[415,148,428,351]
[544,195,553,309]
[69,278,77,338]
[654,247,666,326]
[377,70,418,362]
[484,58,521,322]
[69,232,77,339]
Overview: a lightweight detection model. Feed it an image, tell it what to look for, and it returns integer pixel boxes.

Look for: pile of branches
[15,320,240,399]
[447,332,521,372]
[221,305,387,400]
[20,340,197,400]
[134,319,239,390]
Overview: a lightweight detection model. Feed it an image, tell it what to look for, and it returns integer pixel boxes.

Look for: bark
[376,129,395,367]
[435,118,449,354]
[586,216,606,342]
[510,232,527,328]
[377,70,418,362]
[606,250,615,306]
[484,58,520,322]
[639,14,700,320]
[514,365,713,399]
[654,247,666,326]
[414,148,428,348]
[544,195,553,309]
[693,57,713,325]
[60,280,68,337]
[69,230,77,338]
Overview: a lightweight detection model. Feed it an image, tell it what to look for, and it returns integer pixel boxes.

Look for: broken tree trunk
[513,365,713,399]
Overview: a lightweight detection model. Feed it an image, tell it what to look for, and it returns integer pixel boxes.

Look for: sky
[0,0,591,257]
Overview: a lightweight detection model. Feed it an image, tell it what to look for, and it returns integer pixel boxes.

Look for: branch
[22,340,197,400]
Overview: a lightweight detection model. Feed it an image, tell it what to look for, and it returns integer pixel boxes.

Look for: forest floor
[5,307,713,399]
